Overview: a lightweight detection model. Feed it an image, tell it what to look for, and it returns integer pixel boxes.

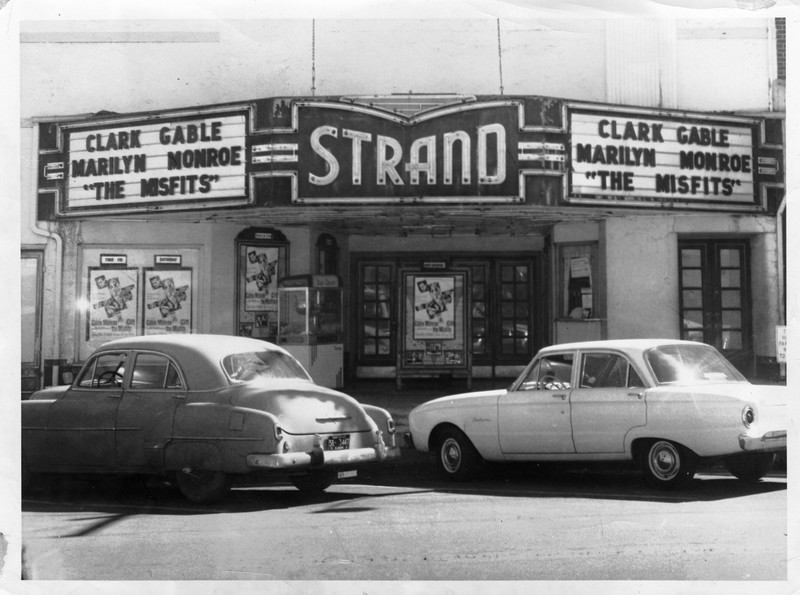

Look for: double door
[353,256,543,371]
[678,239,752,370]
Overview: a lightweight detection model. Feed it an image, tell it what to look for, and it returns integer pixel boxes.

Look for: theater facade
[23,91,785,393]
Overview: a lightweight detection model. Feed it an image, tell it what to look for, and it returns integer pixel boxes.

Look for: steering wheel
[98,370,123,387]
[542,375,566,390]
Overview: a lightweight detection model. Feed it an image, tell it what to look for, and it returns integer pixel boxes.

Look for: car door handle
[105,394,122,399]
[170,393,187,400]
[627,391,644,399]
[551,393,567,400]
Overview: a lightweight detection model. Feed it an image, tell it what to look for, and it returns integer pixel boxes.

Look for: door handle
[105,394,122,399]
[627,391,644,399]
[552,393,567,400]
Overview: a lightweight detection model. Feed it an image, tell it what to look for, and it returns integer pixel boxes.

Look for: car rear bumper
[246,434,401,470]
[739,430,787,452]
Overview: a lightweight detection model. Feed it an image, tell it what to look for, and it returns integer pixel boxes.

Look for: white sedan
[407,339,787,489]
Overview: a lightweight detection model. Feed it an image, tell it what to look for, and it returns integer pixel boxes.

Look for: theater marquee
[567,104,760,209]
[52,107,250,216]
[253,99,565,204]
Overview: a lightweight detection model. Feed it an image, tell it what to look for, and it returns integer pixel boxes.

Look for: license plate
[338,470,357,480]
[325,434,350,451]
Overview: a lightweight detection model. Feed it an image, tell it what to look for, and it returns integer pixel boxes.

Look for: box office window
[558,244,597,319]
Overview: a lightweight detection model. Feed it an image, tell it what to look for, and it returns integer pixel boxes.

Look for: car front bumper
[738,430,787,452]
[246,433,401,470]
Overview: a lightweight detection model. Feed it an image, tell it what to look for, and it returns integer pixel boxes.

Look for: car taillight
[274,425,284,441]
[387,419,396,434]
[742,406,755,428]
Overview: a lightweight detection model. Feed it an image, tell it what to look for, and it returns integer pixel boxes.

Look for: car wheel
[436,428,480,482]
[175,469,232,504]
[640,440,696,490]
[290,471,336,493]
[725,452,775,482]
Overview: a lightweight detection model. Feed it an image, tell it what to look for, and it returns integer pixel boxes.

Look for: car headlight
[742,406,755,428]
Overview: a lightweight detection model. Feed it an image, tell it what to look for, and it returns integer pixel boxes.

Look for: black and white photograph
[3,0,798,593]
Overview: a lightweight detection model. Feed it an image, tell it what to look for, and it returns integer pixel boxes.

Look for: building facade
[20,17,787,394]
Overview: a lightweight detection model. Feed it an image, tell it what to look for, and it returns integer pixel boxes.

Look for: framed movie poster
[235,227,289,340]
[144,268,192,335]
[243,246,281,312]
[398,269,471,389]
[412,276,456,340]
[87,267,139,342]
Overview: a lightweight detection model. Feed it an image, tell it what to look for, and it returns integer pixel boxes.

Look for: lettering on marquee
[569,110,756,204]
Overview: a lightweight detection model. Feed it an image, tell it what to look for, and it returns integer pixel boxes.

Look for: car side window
[520,353,574,390]
[581,352,644,389]
[75,352,127,388]
[130,353,184,389]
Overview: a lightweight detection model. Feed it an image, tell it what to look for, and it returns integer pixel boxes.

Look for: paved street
[21,463,787,583]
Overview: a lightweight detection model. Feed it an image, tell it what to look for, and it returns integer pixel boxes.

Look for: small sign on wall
[776,325,787,364]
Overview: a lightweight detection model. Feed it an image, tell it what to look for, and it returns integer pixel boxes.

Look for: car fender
[409,390,504,458]
[624,388,750,458]
[164,441,224,473]
[360,404,396,448]
[169,402,281,473]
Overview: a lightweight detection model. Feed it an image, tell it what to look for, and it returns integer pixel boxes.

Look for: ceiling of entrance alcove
[141,203,611,237]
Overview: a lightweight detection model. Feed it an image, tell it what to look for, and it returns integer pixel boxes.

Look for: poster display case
[86,265,139,343]
[397,269,471,390]
[144,265,192,335]
[277,275,344,388]
[235,227,289,341]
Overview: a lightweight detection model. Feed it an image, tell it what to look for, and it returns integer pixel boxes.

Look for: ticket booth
[277,275,344,388]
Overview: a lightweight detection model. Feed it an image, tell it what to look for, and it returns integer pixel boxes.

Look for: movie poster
[87,268,139,341]
[144,269,192,335]
[413,276,456,340]
[244,246,280,311]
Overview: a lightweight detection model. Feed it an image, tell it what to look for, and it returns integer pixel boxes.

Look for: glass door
[679,239,751,371]
[356,261,396,363]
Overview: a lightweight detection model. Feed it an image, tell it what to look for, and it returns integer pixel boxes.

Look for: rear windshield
[645,344,746,385]
[222,350,312,383]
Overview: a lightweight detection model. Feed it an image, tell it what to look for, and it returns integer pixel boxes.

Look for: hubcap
[441,438,461,473]
[649,441,680,481]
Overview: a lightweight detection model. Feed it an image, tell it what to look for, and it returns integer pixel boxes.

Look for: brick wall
[776,18,785,81]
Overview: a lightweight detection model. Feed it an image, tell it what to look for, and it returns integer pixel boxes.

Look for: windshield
[222,350,312,383]
[645,344,746,385]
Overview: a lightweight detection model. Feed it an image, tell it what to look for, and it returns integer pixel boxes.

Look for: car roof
[538,338,703,355]
[94,334,287,390]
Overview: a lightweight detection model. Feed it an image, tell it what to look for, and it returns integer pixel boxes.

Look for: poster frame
[85,266,140,342]
[142,267,193,335]
[397,269,471,389]
[234,227,289,341]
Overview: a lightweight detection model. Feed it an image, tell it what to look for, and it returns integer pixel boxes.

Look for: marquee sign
[567,104,760,209]
[37,96,780,216]
[252,99,565,204]
[51,107,250,216]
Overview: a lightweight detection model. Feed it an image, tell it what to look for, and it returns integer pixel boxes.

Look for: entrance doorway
[352,254,545,377]
[678,239,752,374]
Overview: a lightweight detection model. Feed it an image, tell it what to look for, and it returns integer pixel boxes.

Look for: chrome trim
[738,431,787,452]
[246,445,401,469]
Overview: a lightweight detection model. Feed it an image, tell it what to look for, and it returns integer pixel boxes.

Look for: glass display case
[277,275,343,387]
